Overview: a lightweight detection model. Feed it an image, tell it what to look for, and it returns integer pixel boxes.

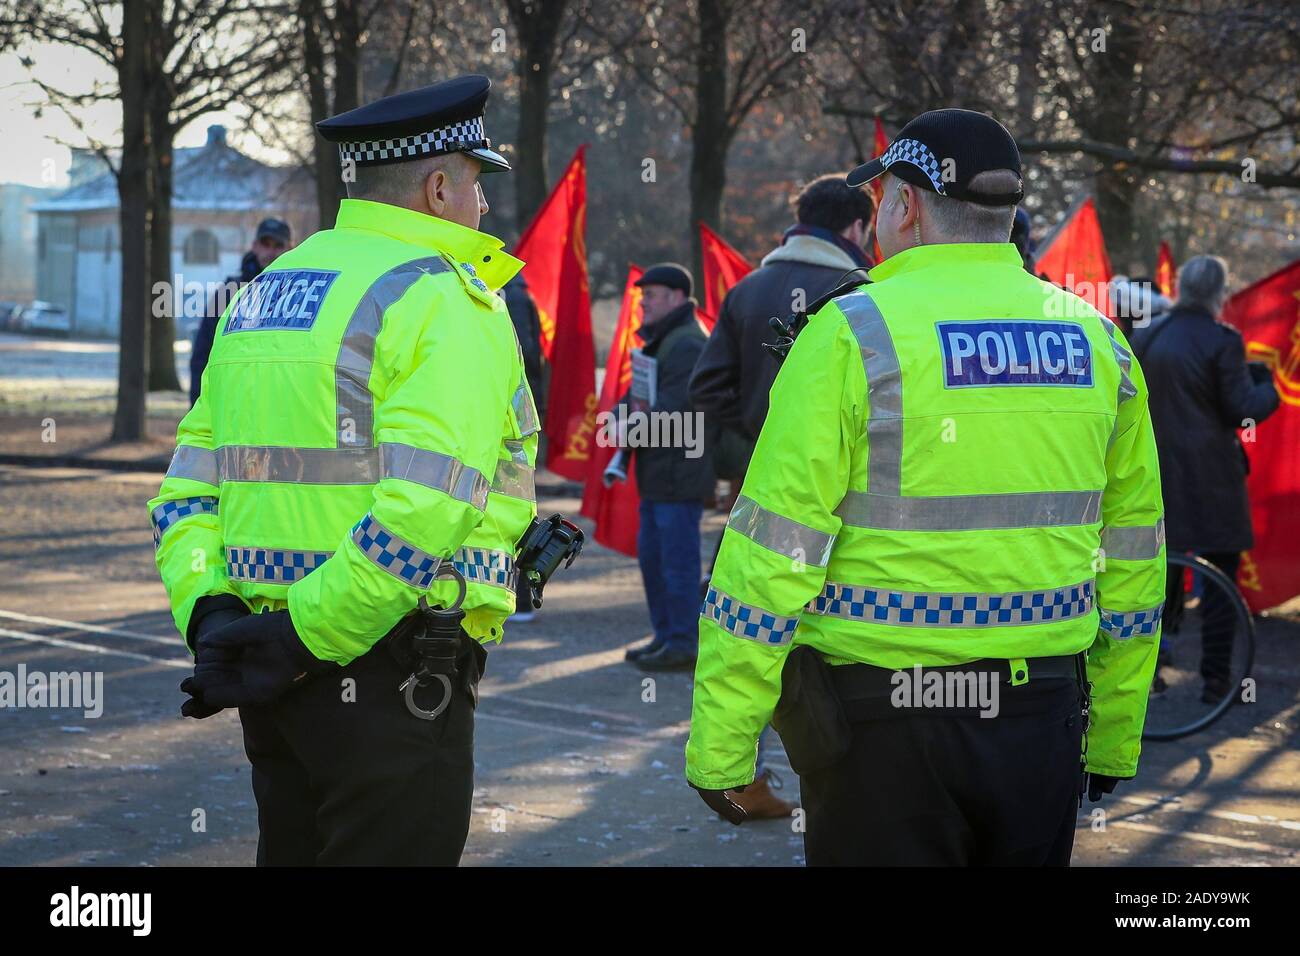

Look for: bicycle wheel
[1141,552,1255,741]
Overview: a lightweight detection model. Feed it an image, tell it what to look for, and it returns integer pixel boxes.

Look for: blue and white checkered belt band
[808,580,1094,628]
[151,496,218,548]
[1098,604,1163,640]
[452,547,516,590]
[226,547,330,584]
[351,513,441,589]
[223,542,516,591]
[701,580,1098,644]
[702,586,801,646]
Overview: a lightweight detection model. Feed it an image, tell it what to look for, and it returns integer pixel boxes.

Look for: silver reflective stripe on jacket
[1100,518,1165,561]
[214,442,487,508]
[836,489,1103,532]
[381,442,489,510]
[807,579,1094,628]
[701,585,800,646]
[166,445,218,486]
[504,439,530,465]
[491,458,535,501]
[217,445,380,485]
[838,292,903,496]
[1100,316,1139,452]
[727,495,834,566]
[335,257,451,448]
[513,379,541,437]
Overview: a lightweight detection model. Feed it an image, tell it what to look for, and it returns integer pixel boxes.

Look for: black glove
[1088,773,1127,803]
[691,783,749,826]
[180,595,250,719]
[187,610,336,709]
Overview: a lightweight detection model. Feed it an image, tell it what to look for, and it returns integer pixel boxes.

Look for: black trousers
[1165,550,1241,686]
[801,672,1086,866]
[238,633,485,866]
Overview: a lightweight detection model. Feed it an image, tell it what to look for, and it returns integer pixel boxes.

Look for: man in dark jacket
[189,218,291,404]
[1131,254,1280,701]
[684,176,872,817]
[606,263,713,672]
[502,272,546,420]
[501,271,547,622]
[689,174,875,473]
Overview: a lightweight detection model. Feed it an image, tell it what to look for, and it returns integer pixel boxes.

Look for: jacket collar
[761,233,861,272]
[639,300,698,347]
[335,198,523,291]
[868,242,1022,282]
[1169,303,1216,321]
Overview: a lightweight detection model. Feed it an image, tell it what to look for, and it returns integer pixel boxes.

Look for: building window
[184,229,219,264]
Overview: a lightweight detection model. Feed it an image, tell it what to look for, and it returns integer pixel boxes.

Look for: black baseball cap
[635,263,693,297]
[255,218,291,245]
[846,109,1024,207]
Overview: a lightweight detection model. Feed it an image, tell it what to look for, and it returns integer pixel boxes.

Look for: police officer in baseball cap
[688,107,1165,865]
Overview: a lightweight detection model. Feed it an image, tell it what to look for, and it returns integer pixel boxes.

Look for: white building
[0,183,49,304]
[33,125,315,338]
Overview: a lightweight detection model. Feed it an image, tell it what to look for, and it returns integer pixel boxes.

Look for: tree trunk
[301,0,339,229]
[112,0,152,442]
[332,0,362,116]
[510,0,567,233]
[148,127,180,392]
[689,0,728,288]
[1080,1,1143,269]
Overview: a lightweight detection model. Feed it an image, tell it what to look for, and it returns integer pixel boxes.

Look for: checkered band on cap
[880,137,947,195]
[339,116,488,166]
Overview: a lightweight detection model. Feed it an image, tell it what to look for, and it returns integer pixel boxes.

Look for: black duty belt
[829,653,1087,721]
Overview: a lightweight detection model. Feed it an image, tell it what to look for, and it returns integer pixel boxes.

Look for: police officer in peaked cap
[152,75,554,865]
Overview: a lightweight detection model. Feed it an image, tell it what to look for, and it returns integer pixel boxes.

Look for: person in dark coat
[189,218,291,404]
[1131,254,1280,700]
[689,174,875,470]
[501,271,547,622]
[502,271,547,420]
[605,263,713,672]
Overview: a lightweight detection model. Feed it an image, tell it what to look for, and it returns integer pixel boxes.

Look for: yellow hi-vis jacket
[148,199,538,663]
[687,243,1165,789]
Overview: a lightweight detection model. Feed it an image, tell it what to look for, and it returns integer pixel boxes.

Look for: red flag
[514,146,597,481]
[1036,197,1114,315]
[869,116,888,263]
[579,266,644,557]
[699,222,753,327]
[1155,241,1177,298]
[1220,259,1300,610]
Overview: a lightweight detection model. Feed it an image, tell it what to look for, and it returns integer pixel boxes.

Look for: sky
[0,42,255,189]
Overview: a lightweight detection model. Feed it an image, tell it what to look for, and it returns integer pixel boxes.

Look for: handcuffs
[398,513,585,720]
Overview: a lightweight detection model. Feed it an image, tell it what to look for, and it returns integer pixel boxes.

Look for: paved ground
[0,463,1297,867]
[0,332,1297,867]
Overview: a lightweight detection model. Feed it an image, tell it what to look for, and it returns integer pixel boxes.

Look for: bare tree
[3,0,299,425]
[299,0,427,228]
[599,0,828,282]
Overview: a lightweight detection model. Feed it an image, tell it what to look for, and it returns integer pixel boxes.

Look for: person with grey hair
[1131,254,1280,702]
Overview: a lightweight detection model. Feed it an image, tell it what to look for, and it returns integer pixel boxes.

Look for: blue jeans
[637,499,703,652]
